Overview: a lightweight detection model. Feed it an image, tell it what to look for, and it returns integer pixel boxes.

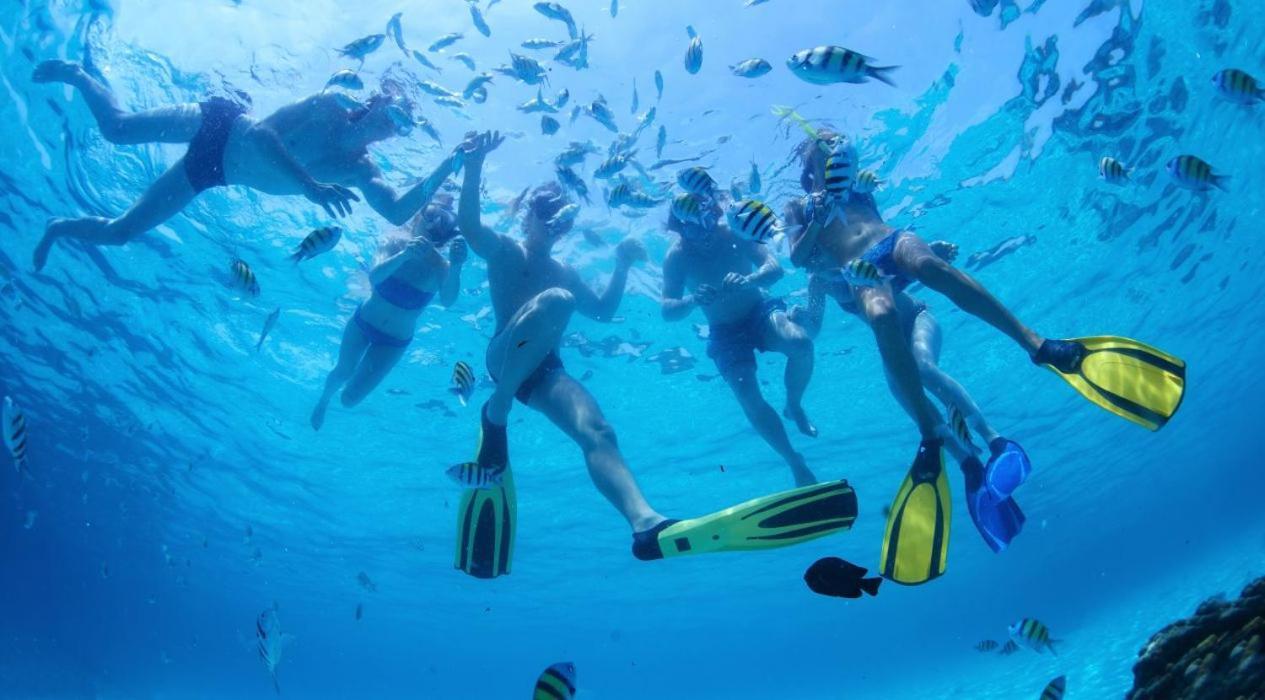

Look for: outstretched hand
[305,181,360,218]
[695,284,719,307]
[722,272,749,291]
[929,240,959,264]
[615,238,647,267]
[457,130,505,164]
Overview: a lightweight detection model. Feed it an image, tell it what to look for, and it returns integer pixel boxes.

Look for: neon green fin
[633,480,857,560]
[880,440,951,586]
[454,466,515,579]
[1040,336,1186,431]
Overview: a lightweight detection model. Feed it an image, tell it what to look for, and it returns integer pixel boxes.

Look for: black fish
[804,557,881,599]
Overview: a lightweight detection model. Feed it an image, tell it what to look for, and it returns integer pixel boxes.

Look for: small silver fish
[428,33,463,52]
[386,12,406,53]
[256,607,294,694]
[451,361,476,405]
[522,38,565,50]
[417,117,442,145]
[656,125,666,159]
[553,88,570,110]
[1167,155,1227,191]
[3,396,29,475]
[748,161,762,194]
[654,70,664,101]
[684,25,703,74]
[730,58,772,78]
[469,86,488,104]
[324,69,363,91]
[339,34,385,60]
[470,3,491,37]
[610,0,618,17]
[447,461,504,488]
[788,46,896,86]
[256,308,280,353]
[518,88,558,113]
[463,73,494,99]
[411,49,440,72]
[451,53,477,71]
[290,226,342,263]
[419,80,459,98]
[631,79,639,114]
[1098,157,1128,184]
[534,2,578,40]
[434,95,466,109]
[541,115,560,135]
[548,203,580,230]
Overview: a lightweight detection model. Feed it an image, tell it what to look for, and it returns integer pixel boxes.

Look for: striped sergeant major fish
[787,45,897,86]
[974,640,999,652]
[1040,675,1067,700]
[676,166,717,197]
[324,70,363,91]
[947,403,973,450]
[1166,155,1228,192]
[726,199,783,243]
[447,461,504,489]
[684,25,703,74]
[231,259,261,297]
[451,361,476,405]
[3,396,29,476]
[256,606,294,695]
[1099,156,1128,184]
[594,151,635,179]
[607,182,661,209]
[842,258,888,287]
[670,193,715,229]
[824,138,859,199]
[533,662,577,700]
[998,639,1019,655]
[1008,617,1059,655]
[290,226,342,263]
[853,169,879,194]
[1212,68,1264,104]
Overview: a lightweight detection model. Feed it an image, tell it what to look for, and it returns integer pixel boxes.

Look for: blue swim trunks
[707,297,787,381]
[859,232,914,293]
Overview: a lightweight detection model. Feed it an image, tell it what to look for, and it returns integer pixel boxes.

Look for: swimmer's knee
[865,298,899,329]
[98,115,132,145]
[577,416,618,452]
[538,287,576,315]
[783,328,813,356]
[339,388,366,408]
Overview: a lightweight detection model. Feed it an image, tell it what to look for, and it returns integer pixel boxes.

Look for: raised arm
[786,197,823,269]
[439,239,467,308]
[357,152,460,227]
[455,131,509,260]
[570,238,646,322]
[660,244,696,322]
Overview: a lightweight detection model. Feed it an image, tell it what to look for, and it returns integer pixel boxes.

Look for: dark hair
[527,181,570,222]
[349,91,413,124]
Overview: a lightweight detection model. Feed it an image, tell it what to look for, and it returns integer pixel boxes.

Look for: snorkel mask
[422,204,458,244]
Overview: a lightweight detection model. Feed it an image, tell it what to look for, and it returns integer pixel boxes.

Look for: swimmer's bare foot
[784,403,818,438]
[310,401,328,431]
[32,60,84,85]
[790,455,818,487]
[33,219,69,272]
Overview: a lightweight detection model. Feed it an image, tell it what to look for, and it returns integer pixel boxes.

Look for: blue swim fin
[962,457,1025,553]
[984,438,1031,500]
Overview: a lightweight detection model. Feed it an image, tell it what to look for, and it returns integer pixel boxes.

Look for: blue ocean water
[2,0,1263,697]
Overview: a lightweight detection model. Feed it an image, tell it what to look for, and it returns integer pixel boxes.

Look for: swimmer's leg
[892,234,1043,355]
[528,369,664,531]
[311,318,371,431]
[762,309,818,438]
[340,344,408,408]
[484,287,575,424]
[724,368,817,487]
[856,284,941,439]
[909,310,1001,445]
[787,273,830,340]
[33,60,201,144]
[34,158,197,270]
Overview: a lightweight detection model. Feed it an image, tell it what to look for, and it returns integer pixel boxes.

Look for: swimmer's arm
[367,250,410,286]
[744,243,784,288]
[256,126,359,217]
[357,155,458,227]
[786,200,820,269]
[660,246,695,321]
[456,150,506,261]
[439,241,467,308]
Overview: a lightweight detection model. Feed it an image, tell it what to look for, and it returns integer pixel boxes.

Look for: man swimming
[31,60,453,271]
[450,132,862,572]
[661,189,818,487]
[310,187,466,431]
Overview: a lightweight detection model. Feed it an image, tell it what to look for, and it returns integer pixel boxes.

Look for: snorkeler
[661,190,818,487]
[785,129,1185,585]
[451,132,858,579]
[30,60,452,272]
[310,187,466,431]
[789,243,1026,554]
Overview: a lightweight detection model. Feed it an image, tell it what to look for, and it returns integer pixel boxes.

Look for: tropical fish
[419,80,460,98]
[788,46,897,86]
[255,607,293,695]
[824,139,859,198]
[556,165,591,204]
[3,396,29,475]
[584,96,619,132]
[607,182,661,209]
[1099,156,1128,184]
[355,603,363,621]
[386,12,406,53]
[610,0,618,17]
[1167,155,1228,191]
[843,258,886,287]
[635,106,657,136]
[974,640,1000,652]
[339,34,385,60]
[548,204,580,231]
[1008,618,1058,655]
[417,117,442,145]
[669,193,715,229]
[748,161,762,194]
[676,166,717,197]
[854,169,879,194]
[256,308,280,352]
[230,259,261,297]
[533,662,577,700]
[411,49,440,72]
[450,53,477,70]
[803,557,881,599]
[469,86,488,104]
[1040,676,1067,700]
[469,3,491,37]
[462,73,494,99]
[684,25,703,74]
[654,70,664,101]
[522,38,565,50]
[998,639,1020,655]
[428,33,463,52]
[947,403,972,449]
[499,52,549,85]
[726,199,782,243]
[730,58,772,78]
[357,571,377,592]
[433,95,465,110]
[451,360,476,405]
[534,2,578,40]
[594,151,635,179]
[1212,68,1263,103]
[555,141,599,167]
[324,69,363,91]
[446,461,504,488]
[656,125,666,159]
[541,115,560,135]
[630,79,639,114]
[290,226,342,263]
[553,88,570,110]
[518,88,558,113]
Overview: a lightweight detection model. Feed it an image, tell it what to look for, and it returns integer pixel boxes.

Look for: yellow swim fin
[880,440,951,586]
[1038,336,1186,431]
[454,411,515,579]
